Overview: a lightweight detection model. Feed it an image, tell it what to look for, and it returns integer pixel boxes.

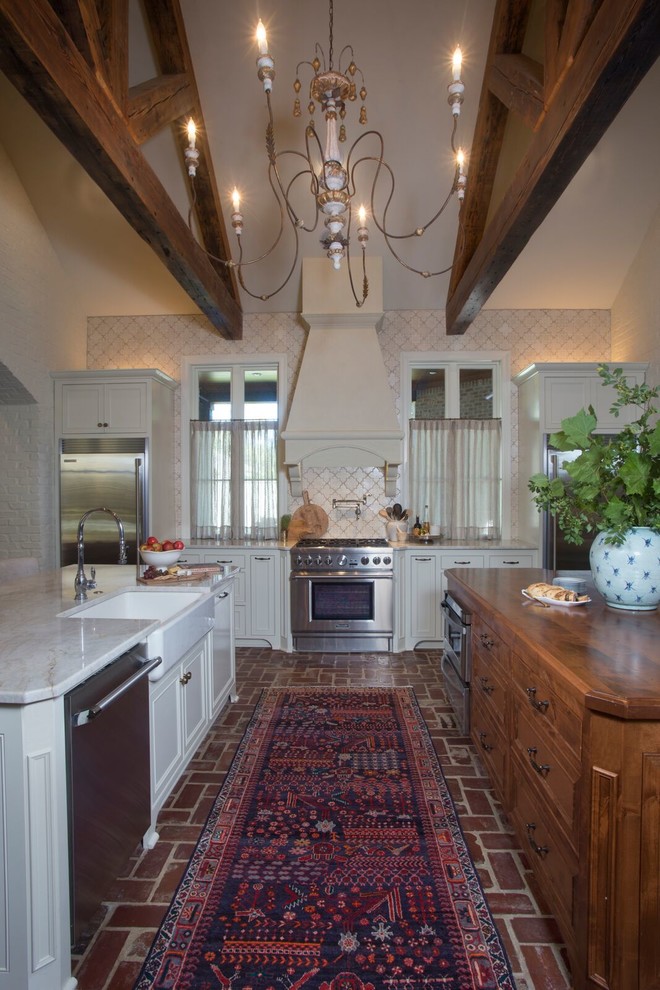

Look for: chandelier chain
[328,0,334,70]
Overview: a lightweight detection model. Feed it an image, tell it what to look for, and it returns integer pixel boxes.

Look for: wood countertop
[446,568,660,720]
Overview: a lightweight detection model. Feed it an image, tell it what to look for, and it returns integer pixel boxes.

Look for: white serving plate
[522,589,591,607]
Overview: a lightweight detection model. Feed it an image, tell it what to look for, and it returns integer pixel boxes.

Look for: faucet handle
[87,567,97,589]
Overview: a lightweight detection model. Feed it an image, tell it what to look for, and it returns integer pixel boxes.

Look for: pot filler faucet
[74,507,127,601]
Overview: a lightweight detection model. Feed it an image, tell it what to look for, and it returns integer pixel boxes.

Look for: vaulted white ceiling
[1,0,658,319]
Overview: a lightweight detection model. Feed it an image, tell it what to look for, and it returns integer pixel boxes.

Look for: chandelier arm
[344,218,368,307]
[233,202,303,302]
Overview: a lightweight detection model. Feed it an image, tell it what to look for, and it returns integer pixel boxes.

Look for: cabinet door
[61,383,106,434]
[150,666,184,808]
[543,376,591,432]
[181,638,208,757]
[408,553,440,643]
[104,382,149,433]
[210,588,235,719]
[250,554,278,639]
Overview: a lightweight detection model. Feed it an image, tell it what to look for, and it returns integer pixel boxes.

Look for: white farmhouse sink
[62,588,205,620]
[60,588,214,677]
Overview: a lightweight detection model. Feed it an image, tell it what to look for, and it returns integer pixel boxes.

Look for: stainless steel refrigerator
[59,438,148,566]
[543,438,615,571]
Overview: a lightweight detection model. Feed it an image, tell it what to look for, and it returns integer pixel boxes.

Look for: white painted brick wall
[0,141,86,568]
[612,205,660,390]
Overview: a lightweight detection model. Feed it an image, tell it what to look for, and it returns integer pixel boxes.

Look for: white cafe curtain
[190,419,278,541]
[409,418,502,540]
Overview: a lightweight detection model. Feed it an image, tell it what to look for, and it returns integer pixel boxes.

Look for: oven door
[441,597,471,682]
[290,573,393,651]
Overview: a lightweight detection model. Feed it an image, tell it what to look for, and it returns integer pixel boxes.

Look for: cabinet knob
[526,823,549,858]
[527,747,551,776]
[179,671,192,686]
[526,687,549,712]
[479,676,495,694]
[480,633,495,649]
[478,731,493,752]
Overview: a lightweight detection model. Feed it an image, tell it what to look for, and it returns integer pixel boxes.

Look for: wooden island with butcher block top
[445,567,660,990]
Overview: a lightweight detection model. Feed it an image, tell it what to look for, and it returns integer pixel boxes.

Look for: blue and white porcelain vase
[589,527,660,611]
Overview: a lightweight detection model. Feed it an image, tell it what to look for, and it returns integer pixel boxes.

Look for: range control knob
[315,555,323,566]
[361,555,369,565]
[305,556,313,567]
[338,554,348,567]
[295,555,303,566]
[325,556,333,566]
[373,556,381,565]
[383,556,392,565]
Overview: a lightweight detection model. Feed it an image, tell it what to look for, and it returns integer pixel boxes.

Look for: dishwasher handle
[72,654,162,727]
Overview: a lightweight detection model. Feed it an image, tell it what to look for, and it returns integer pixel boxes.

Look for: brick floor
[71,647,573,989]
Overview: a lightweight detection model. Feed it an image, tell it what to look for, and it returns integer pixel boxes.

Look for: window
[402,353,511,540]
[185,361,284,541]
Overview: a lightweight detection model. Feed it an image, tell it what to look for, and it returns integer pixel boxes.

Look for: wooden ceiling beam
[127,73,194,144]
[446,0,660,335]
[0,0,242,338]
[488,53,544,129]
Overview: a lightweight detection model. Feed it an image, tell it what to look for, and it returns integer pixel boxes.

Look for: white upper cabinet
[515,362,648,434]
[53,370,176,437]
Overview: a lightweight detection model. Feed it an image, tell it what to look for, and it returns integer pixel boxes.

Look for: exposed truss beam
[446,0,660,334]
[0,0,242,339]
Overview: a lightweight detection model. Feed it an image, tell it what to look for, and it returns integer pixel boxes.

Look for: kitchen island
[0,564,237,990]
[445,567,660,990]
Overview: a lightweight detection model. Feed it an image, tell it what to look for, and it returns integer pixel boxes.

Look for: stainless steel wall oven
[290,539,393,652]
[441,591,472,733]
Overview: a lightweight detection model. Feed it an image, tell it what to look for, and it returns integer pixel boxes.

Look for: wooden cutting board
[288,490,329,541]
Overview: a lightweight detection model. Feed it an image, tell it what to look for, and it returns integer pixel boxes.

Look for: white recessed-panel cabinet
[149,634,210,816]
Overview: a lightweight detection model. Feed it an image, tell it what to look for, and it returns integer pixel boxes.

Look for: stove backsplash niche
[291,465,400,540]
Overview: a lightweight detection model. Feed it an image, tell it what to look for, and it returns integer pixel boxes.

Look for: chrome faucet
[74,507,127,601]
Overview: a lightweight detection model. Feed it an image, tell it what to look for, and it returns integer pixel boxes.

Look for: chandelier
[184,1,467,307]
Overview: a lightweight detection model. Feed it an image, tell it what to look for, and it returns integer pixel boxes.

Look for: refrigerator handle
[135,458,143,579]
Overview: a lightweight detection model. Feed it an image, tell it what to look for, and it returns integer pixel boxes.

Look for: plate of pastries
[522,581,591,606]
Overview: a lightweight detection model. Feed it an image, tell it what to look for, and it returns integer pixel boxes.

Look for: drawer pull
[502,560,520,565]
[526,823,549,857]
[526,687,550,712]
[480,633,495,649]
[453,560,472,565]
[179,671,192,686]
[478,731,493,752]
[479,676,495,694]
[527,747,551,776]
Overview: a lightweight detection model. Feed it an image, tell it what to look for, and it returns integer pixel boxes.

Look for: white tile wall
[88,307,610,539]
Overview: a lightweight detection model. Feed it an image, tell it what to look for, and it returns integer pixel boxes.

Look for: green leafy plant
[528,365,660,546]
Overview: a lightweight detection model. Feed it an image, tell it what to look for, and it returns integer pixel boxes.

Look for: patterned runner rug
[136,687,516,989]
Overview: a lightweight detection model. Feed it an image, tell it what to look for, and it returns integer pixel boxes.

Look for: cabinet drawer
[441,553,484,570]
[510,755,578,938]
[488,552,536,568]
[472,615,509,672]
[472,644,507,723]
[511,651,582,760]
[472,697,507,803]
[202,552,247,605]
[513,703,580,839]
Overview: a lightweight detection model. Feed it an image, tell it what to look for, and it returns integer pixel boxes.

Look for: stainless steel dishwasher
[64,648,162,947]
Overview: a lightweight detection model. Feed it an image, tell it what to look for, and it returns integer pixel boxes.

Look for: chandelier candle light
[184,1,468,306]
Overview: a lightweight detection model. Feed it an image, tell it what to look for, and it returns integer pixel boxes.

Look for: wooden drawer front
[472,696,507,803]
[472,644,507,724]
[488,551,536,568]
[472,615,509,672]
[510,755,578,939]
[513,704,579,840]
[511,652,582,760]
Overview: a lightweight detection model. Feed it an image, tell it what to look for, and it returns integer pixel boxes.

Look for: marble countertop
[0,565,234,707]
[189,538,538,551]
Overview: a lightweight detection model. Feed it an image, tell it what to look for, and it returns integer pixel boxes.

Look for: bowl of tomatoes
[139,536,185,568]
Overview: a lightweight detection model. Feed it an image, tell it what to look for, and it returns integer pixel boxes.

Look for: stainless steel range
[290,538,394,652]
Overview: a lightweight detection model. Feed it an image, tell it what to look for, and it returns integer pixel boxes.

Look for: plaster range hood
[282,259,403,496]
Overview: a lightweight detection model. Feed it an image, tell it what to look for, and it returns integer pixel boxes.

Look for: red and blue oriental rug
[136,687,516,989]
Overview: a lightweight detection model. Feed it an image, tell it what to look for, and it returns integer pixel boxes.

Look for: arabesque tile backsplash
[87,307,610,539]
